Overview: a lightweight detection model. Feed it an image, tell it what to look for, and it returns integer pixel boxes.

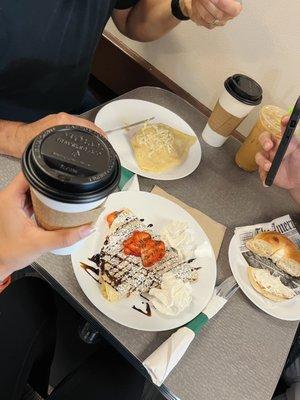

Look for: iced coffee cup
[235,105,287,171]
[202,74,263,147]
[21,125,121,255]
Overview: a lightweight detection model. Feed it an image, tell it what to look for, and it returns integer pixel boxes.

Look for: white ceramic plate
[229,234,300,321]
[72,191,216,331]
[94,99,201,180]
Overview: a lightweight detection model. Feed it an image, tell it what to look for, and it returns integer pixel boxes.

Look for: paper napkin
[151,186,226,258]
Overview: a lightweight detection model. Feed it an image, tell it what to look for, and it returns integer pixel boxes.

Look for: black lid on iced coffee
[21,125,121,204]
[224,74,263,105]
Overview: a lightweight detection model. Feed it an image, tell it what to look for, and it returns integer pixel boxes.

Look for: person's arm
[0,276,11,293]
[0,113,105,159]
[289,188,300,205]
[0,120,26,159]
[113,0,242,42]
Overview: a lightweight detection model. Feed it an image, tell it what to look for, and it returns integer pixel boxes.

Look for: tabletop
[0,87,299,400]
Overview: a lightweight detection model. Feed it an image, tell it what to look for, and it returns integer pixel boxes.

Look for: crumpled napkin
[143,327,195,386]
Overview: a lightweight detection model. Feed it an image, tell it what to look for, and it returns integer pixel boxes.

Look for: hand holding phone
[265,96,300,187]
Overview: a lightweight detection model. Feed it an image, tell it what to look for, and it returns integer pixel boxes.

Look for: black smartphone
[265,96,300,187]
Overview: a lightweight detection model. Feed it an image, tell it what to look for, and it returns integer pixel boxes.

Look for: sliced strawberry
[141,240,166,268]
[106,211,120,227]
[123,231,152,257]
[123,246,133,256]
[125,242,141,257]
[123,237,133,247]
[156,240,166,254]
[132,231,151,246]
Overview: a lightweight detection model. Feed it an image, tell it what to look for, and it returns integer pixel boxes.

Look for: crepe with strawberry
[90,209,200,302]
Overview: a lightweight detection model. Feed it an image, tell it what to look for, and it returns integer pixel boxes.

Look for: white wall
[107,1,300,136]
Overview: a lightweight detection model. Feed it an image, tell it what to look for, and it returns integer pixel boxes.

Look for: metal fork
[215,275,239,300]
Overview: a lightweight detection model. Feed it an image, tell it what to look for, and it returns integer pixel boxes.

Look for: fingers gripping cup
[202,74,263,147]
[22,125,121,255]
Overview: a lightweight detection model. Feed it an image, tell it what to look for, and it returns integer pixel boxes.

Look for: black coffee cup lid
[224,74,263,105]
[22,125,121,204]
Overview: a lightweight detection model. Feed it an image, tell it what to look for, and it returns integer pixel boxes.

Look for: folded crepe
[90,209,200,302]
[131,123,196,173]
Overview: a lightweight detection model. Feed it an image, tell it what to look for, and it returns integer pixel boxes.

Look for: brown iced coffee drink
[235,106,287,171]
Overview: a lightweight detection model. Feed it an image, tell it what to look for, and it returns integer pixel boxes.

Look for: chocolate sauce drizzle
[132,302,152,317]
[80,262,99,283]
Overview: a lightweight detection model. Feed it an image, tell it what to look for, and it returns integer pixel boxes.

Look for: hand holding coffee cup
[0,173,95,283]
[21,125,121,255]
[202,74,263,147]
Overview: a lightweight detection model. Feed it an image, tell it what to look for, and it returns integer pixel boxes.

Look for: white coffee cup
[202,74,263,147]
[31,188,107,255]
[22,125,121,256]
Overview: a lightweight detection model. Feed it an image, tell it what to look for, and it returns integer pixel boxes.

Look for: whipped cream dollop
[149,272,193,316]
[252,268,295,299]
[160,221,199,261]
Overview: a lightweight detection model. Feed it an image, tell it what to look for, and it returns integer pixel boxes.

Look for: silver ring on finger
[212,18,220,25]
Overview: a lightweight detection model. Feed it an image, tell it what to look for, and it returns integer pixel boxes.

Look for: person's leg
[0,277,57,400]
[278,356,300,400]
[273,331,300,400]
[273,358,300,400]
[48,346,145,400]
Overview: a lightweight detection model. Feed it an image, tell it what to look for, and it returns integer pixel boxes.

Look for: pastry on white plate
[246,231,300,277]
[247,266,295,302]
[131,123,196,173]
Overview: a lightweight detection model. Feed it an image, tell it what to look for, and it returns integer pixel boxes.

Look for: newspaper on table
[235,215,300,295]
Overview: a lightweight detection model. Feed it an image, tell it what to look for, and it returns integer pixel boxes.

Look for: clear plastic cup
[235,105,287,172]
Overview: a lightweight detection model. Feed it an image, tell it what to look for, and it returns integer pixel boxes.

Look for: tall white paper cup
[32,189,107,255]
[22,125,121,256]
[202,74,263,147]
